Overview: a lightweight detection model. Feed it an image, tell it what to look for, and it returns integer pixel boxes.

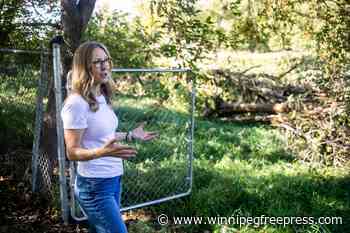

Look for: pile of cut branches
[200,60,350,166]
[201,59,311,124]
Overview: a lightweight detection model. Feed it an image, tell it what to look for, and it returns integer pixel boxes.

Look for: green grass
[114,96,350,233]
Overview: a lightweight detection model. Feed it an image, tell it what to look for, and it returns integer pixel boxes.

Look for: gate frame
[51,43,196,223]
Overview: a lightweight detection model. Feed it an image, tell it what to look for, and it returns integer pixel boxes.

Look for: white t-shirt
[61,94,123,178]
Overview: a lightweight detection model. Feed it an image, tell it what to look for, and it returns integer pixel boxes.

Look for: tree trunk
[61,0,96,92]
[41,0,96,172]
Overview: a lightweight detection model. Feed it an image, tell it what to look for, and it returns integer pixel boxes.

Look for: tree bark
[42,0,96,170]
[61,0,96,89]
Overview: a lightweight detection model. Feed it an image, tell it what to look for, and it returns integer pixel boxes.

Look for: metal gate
[50,43,195,223]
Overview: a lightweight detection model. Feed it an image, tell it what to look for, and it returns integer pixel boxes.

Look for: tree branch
[18,22,60,28]
[277,57,305,79]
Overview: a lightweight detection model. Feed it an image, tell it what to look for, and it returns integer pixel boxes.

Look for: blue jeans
[75,174,127,233]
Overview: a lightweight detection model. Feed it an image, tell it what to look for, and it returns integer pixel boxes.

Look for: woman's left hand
[131,122,158,141]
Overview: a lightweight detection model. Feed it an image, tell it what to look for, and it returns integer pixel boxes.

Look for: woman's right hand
[100,138,137,159]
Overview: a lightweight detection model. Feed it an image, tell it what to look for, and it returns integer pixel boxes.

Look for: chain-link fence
[115,68,195,209]
[28,43,196,223]
[0,48,54,196]
[0,44,197,225]
[68,67,196,221]
[68,70,195,221]
[2,43,197,223]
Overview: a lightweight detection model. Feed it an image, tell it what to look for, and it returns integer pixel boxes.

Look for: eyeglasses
[91,57,111,68]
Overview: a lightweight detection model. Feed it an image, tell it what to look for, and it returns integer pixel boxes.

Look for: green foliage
[0,66,38,151]
[312,1,350,80]
[0,0,59,63]
[84,10,158,68]
[196,0,306,51]
[148,0,224,68]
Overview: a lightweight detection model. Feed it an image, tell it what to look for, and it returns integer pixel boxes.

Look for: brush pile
[201,60,350,166]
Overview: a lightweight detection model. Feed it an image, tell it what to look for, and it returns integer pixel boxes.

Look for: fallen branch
[218,102,290,114]
[221,114,287,124]
[277,57,305,79]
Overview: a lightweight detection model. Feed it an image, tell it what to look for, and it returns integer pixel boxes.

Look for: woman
[61,41,157,233]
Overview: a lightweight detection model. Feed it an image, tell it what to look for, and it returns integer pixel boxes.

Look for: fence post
[32,49,46,192]
[187,71,195,192]
[52,42,69,224]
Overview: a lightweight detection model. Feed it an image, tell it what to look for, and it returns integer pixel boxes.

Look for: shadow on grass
[133,161,350,233]
[112,96,349,232]
[194,119,294,164]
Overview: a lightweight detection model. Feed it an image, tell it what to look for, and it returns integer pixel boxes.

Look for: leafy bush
[0,66,38,152]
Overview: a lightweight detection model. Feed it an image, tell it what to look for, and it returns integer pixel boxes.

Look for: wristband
[127,131,133,141]
[91,148,98,159]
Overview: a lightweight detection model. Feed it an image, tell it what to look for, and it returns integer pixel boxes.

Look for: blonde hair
[71,41,114,112]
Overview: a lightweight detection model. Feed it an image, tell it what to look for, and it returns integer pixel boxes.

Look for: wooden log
[221,114,287,124]
[218,102,290,115]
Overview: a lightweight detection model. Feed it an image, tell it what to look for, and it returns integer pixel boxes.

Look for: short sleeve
[61,95,89,129]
